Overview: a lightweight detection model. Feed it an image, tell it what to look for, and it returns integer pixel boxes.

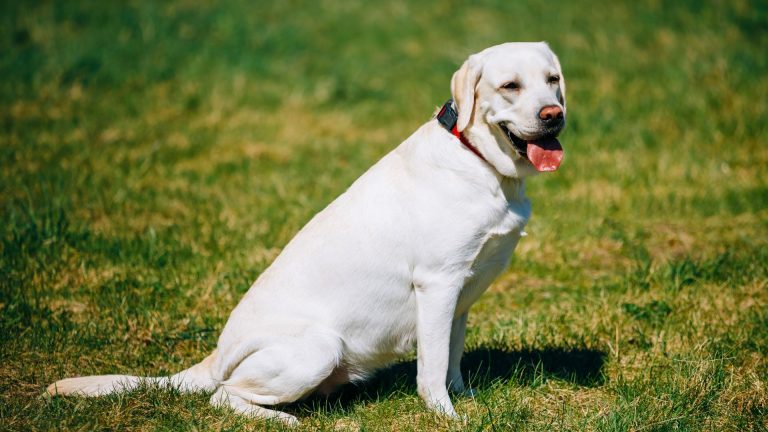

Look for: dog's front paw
[424,395,457,418]
[419,385,457,418]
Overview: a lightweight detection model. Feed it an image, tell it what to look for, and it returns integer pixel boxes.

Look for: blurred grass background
[1,0,766,430]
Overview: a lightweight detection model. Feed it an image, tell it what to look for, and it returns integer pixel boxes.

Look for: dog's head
[451,42,566,178]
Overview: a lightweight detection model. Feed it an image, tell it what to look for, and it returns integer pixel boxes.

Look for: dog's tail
[46,350,219,397]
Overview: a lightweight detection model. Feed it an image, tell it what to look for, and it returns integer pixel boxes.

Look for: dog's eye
[501,81,520,90]
[548,75,560,84]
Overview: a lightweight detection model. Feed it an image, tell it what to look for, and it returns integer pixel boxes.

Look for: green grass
[1,0,767,430]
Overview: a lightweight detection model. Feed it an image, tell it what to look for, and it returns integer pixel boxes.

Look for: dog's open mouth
[499,123,564,172]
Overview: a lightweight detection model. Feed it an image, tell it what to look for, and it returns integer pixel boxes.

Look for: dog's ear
[451,54,482,132]
[550,49,566,113]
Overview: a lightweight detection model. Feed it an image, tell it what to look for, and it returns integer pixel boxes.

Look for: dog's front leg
[414,283,460,417]
[447,312,474,396]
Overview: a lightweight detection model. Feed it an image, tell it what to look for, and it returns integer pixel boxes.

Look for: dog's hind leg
[210,330,342,425]
[210,387,300,425]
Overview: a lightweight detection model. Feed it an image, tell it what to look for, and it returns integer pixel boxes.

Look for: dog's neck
[500,175,527,202]
[432,99,528,204]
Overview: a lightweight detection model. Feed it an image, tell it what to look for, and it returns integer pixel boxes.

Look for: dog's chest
[457,199,530,314]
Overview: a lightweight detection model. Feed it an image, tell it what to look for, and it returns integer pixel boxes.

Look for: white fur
[47,42,567,425]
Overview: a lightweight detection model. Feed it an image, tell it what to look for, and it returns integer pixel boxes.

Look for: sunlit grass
[1,0,766,430]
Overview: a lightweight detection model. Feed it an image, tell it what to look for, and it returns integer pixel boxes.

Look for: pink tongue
[526,137,563,172]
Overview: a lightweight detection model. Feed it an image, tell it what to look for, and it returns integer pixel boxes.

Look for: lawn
[1,0,766,430]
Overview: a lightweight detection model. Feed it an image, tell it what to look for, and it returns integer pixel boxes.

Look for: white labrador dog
[48,42,567,425]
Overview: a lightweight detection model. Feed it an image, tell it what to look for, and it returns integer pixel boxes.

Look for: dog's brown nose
[539,105,563,121]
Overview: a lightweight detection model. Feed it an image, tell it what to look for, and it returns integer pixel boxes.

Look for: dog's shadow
[293,346,606,413]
